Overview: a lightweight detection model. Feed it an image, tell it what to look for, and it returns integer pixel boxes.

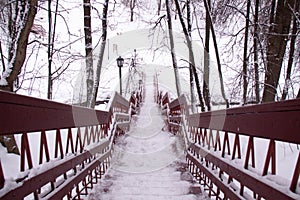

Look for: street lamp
[138,79,143,90]
[116,56,124,95]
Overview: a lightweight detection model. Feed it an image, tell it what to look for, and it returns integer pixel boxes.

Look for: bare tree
[0,0,38,91]
[48,0,53,99]
[253,0,260,103]
[165,0,182,97]
[122,0,137,22]
[83,0,94,107]
[281,0,299,100]
[187,0,197,112]
[242,0,251,104]
[203,0,211,111]
[0,0,38,154]
[174,0,205,111]
[262,0,295,102]
[47,0,59,100]
[157,0,162,15]
[189,0,299,103]
[89,0,109,108]
[203,0,229,107]
[130,0,137,22]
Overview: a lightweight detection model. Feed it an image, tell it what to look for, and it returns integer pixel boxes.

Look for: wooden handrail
[1,140,110,199]
[0,87,144,199]
[157,87,300,200]
[0,90,109,134]
[161,92,170,106]
[188,98,300,144]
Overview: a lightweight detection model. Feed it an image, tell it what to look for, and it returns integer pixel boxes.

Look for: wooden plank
[0,140,110,199]
[111,92,130,111]
[190,144,296,200]
[187,153,241,200]
[0,91,110,134]
[46,153,110,199]
[169,98,179,110]
[188,98,300,144]
[161,93,169,106]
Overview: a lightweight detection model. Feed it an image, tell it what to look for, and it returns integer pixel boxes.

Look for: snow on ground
[86,71,208,200]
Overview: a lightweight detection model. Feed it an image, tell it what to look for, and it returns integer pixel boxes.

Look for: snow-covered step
[87,79,207,200]
[89,194,200,200]
[98,180,191,189]
[87,162,204,200]
[107,185,190,196]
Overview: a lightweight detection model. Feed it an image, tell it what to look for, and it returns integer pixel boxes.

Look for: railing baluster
[66,128,75,154]
[196,128,201,145]
[91,126,96,143]
[222,131,230,157]
[203,128,207,146]
[95,125,100,142]
[20,132,33,171]
[244,135,255,169]
[262,139,276,175]
[55,129,64,159]
[207,129,214,150]
[232,134,241,159]
[0,160,4,189]
[39,130,50,164]
[290,152,300,192]
[75,127,83,153]
[214,130,221,151]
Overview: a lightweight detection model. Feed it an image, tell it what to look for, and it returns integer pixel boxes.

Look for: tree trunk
[174,0,205,111]
[166,0,182,97]
[262,0,295,102]
[157,0,162,15]
[187,0,196,113]
[203,0,211,111]
[47,0,53,99]
[47,0,59,100]
[0,0,38,91]
[253,0,260,103]
[0,0,38,154]
[83,0,94,108]
[203,0,229,107]
[242,0,251,104]
[281,0,299,100]
[130,0,136,22]
[269,0,276,27]
[90,0,109,108]
[0,41,5,72]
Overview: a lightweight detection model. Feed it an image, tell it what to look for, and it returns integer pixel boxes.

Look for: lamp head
[116,56,124,67]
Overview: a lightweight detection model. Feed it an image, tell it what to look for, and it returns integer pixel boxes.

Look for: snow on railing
[0,89,143,199]
[156,86,300,200]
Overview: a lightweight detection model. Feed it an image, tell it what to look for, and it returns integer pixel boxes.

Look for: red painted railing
[0,88,143,199]
[157,90,300,200]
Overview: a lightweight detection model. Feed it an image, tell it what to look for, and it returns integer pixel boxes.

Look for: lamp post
[116,56,124,95]
[138,79,143,90]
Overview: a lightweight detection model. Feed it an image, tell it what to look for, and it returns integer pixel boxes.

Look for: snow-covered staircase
[88,161,203,200]
[87,82,207,200]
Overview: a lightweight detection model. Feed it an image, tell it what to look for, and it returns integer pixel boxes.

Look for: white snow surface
[86,74,208,200]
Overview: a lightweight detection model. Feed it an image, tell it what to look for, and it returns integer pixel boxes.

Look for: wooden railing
[157,90,300,200]
[0,88,143,199]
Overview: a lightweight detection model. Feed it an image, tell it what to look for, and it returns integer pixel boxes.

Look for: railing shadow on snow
[155,81,300,199]
[0,85,144,199]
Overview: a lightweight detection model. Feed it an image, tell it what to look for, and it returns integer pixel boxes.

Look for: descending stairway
[87,82,207,200]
